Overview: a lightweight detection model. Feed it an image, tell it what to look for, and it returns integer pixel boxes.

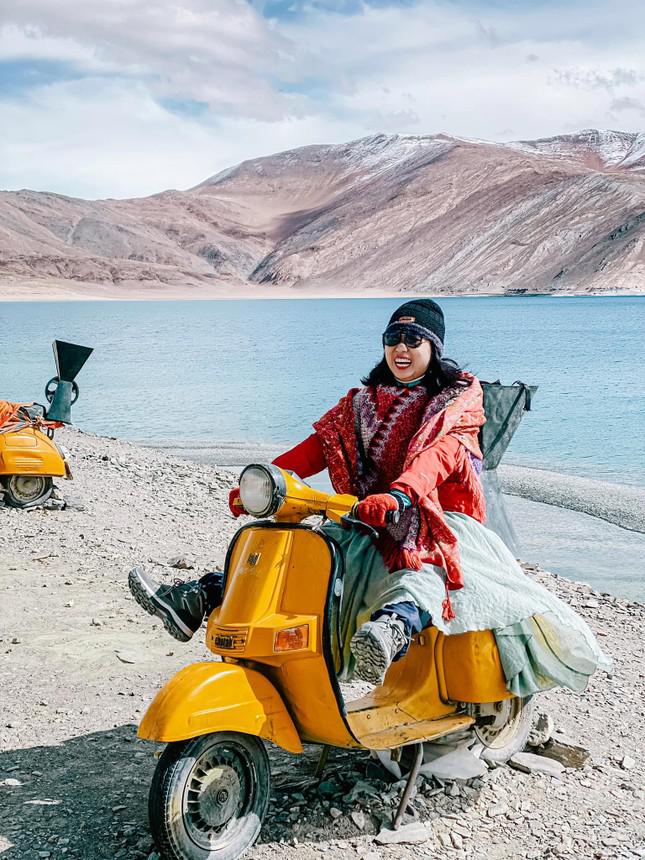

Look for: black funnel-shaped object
[45,340,93,424]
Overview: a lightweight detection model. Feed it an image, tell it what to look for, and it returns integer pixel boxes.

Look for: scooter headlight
[239,464,286,518]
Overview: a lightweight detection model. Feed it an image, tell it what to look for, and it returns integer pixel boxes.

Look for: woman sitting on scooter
[129,299,610,691]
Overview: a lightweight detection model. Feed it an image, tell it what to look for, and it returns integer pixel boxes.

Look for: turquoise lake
[1,295,644,486]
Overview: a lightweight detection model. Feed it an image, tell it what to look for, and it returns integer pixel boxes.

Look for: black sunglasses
[382,331,426,348]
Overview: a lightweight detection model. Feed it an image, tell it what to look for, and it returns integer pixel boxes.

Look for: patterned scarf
[314,374,486,620]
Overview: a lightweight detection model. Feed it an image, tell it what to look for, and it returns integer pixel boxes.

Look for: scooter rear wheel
[1,475,53,508]
[149,732,270,860]
[474,695,535,762]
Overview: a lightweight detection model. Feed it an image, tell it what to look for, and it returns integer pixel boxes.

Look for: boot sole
[128,568,193,643]
[350,627,391,685]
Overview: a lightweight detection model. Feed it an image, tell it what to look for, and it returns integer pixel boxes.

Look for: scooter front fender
[137,661,303,753]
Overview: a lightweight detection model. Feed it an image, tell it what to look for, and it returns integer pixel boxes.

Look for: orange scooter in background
[0,340,92,508]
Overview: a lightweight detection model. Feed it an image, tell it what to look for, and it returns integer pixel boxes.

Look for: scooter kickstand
[392,742,424,830]
[314,745,330,780]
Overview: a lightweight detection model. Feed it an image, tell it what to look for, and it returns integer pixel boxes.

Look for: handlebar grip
[386,508,401,526]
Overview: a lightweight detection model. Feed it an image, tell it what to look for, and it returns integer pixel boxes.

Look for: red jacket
[273,377,487,622]
[273,431,471,510]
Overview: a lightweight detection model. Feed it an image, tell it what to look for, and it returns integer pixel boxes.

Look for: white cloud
[281,1,645,139]
[0,77,366,198]
[0,24,99,66]
[1,0,299,117]
[0,0,644,197]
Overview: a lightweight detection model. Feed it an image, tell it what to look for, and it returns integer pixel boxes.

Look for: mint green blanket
[324,512,612,696]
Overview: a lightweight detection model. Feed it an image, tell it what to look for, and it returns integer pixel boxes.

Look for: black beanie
[387,299,445,351]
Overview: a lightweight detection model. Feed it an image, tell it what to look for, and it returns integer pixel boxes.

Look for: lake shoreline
[141,438,645,535]
[1,278,644,302]
[140,436,645,603]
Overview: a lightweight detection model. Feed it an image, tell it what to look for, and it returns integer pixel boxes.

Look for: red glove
[228,487,246,518]
[355,493,400,527]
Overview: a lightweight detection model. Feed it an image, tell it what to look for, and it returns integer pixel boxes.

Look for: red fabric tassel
[398,549,423,571]
[381,542,423,573]
[442,593,456,622]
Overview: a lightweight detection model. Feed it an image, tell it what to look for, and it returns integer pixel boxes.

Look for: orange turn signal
[274,624,309,652]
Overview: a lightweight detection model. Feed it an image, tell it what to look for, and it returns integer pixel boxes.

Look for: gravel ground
[0,429,643,860]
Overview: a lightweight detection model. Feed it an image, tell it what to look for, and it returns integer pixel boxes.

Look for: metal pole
[392,743,423,830]
[314,745,330,780]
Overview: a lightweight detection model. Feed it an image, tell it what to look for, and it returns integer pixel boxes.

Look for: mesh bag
[478,381,537,555]
[479,381,537,470]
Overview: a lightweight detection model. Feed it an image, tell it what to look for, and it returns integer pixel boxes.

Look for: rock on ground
[0,428,644,860]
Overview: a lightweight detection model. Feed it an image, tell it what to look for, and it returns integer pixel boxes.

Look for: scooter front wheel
[1,475,53,508]
[149,731,270,860]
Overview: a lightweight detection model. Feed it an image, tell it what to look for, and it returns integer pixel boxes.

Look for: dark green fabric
[479,381,538,470]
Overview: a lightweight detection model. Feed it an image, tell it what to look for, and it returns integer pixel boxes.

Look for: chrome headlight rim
[238,463,287,518]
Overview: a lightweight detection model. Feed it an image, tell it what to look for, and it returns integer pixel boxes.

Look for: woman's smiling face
[384,335,433,382]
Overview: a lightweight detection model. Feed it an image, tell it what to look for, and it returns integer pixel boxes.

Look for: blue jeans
[199,571,225,614]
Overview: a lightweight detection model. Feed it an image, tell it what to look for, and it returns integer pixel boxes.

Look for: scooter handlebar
[342,503,400,536]
[340,512,380,541]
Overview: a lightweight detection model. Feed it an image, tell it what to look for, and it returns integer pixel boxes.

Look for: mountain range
[1,128,644,296]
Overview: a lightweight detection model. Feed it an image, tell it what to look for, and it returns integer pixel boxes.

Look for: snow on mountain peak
[198,128,645,193]
[506,128,643,170]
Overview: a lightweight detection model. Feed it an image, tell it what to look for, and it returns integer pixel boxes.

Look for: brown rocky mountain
[1,129,644,296]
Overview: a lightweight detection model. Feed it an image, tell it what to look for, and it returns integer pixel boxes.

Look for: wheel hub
[195,766,241,828]
[8,475,48,504]
[474,698,521,748]
[183,747,249,850]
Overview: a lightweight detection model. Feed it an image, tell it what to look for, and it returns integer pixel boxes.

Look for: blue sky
[257,0,417,17]
[1,0,643,198]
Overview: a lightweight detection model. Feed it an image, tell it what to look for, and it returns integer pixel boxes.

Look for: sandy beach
[0,428,643,860]
[0,278,412,302]
[499,465,645,533]
[142,440,645,534]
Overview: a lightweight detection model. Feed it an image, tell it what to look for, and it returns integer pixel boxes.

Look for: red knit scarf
[314,375,486,620]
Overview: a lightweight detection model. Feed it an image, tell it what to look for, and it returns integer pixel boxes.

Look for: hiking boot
[128,567,205,642]
[350,614,410,685]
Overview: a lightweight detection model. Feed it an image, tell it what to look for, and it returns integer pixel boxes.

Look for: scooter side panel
[265,529,360,748]
[442,630,513,703]
[137,662,303,753]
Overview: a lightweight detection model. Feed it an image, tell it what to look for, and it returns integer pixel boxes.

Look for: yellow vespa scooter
[0,340,92,508]
[139,464,535,860]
